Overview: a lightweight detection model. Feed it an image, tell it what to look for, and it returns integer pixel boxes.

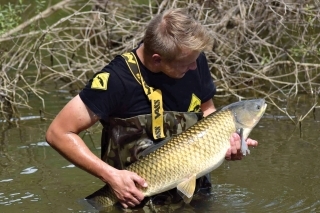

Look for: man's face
[159,49,200,79]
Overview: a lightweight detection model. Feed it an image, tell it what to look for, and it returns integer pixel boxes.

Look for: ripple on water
[255,196,320,213]
[0,179,13,183]
[62,164,75,169]
[207,184,256,212]
[0,192,40,205]
[18,141,50,149]
[20,166,38,174]
[184,184,320,213]
[31,142,50,147]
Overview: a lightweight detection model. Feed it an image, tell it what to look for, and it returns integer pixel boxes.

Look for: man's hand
[225,133,258,160]
[108,169,147,208]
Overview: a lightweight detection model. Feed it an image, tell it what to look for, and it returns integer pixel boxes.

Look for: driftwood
[0,0,319,124]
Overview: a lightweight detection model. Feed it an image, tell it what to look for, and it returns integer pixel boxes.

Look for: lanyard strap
[122,52,165,139]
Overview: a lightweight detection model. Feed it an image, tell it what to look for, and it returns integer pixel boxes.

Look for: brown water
[0,86,319,213]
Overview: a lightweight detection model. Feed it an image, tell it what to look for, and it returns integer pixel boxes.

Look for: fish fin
[177,174,197,203]
[85,184,117,210]
[239,128,250,156]
[138,138,170,158]
[179,194,193,204]
[135,139,154,159]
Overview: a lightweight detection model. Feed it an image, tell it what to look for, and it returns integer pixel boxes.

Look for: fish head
[225,99,267,139]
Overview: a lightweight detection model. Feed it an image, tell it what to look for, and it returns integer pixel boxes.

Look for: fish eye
[257,105,261,110]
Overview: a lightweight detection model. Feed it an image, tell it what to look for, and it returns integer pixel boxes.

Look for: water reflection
[0,191,40,206]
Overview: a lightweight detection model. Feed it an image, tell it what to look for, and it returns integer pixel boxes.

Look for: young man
[46,8,258,208]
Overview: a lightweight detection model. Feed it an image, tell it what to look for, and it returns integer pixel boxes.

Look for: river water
[0,82,319,213]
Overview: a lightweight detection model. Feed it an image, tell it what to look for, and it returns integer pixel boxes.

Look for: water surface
[1,88,319,213]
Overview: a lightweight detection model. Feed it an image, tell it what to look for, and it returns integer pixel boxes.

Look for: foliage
[0,0,26,35]
[35,0,46,14]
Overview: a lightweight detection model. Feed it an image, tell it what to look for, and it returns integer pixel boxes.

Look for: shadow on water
[0,93,320,213]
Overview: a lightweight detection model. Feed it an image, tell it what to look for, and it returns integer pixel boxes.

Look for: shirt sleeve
[198,52,216,102]
[79,64,126,122]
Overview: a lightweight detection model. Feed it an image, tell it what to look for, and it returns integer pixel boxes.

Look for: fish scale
[86,99,267,209]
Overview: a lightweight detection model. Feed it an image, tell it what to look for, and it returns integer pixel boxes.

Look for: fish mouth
[260,102,268,117]
[258,99,267,111]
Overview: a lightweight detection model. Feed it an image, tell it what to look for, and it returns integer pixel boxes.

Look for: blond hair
[143,8,213,60]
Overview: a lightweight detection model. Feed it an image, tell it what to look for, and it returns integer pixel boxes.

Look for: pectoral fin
[239,128,250,156]
[177,174,197,204]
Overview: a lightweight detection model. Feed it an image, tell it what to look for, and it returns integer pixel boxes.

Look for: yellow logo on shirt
[91,73,110,90]
[188,93,201,112]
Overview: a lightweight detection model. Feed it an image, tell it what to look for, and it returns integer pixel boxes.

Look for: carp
[86,99,267,209]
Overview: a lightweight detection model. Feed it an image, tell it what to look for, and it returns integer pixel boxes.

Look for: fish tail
[85,184,117,210]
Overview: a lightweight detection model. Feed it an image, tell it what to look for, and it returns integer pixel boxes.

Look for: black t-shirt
[79,50,216,122]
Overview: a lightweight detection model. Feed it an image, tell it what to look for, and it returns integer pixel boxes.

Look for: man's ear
[152,54,162,66]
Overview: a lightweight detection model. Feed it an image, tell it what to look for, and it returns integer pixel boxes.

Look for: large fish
[86,99,267,209]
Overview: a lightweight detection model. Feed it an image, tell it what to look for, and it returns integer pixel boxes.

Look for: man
[46,8,258,209]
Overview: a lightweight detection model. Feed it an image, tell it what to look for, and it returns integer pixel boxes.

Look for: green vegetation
[0,0,26,35]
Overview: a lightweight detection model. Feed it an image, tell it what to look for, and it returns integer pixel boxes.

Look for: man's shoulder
[102,55,129,75]
[98,55,141,85]
[197,52,208,62]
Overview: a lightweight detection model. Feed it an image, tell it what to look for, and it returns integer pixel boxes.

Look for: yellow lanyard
[122,52,165,139]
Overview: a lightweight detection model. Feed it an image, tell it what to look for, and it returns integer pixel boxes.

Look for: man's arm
[200,98,216,117]
[201,99,258,160]
[46,95,147,208]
